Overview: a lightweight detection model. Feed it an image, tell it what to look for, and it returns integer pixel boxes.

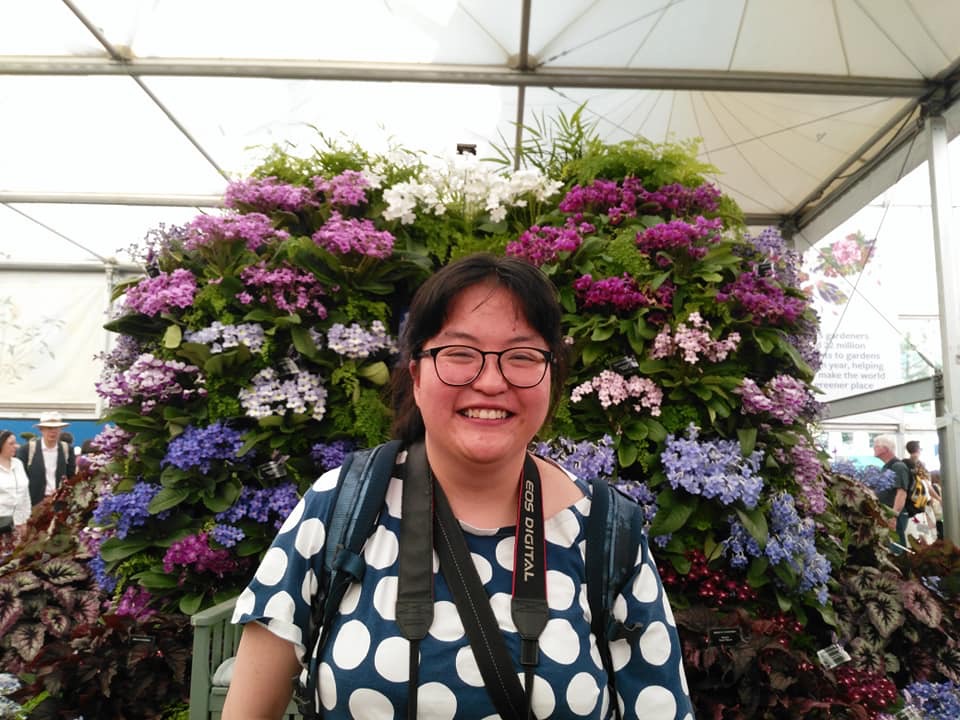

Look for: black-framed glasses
[415,345,553,388]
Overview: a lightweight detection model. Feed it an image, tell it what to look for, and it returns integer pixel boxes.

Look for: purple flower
[211,524,246,548]
[311,440,357,473]
[636,216,723,261]
[314,170,370,207]
[216,482,300,529]
[185,212,289,252]
[225,177,315,213]
[183,322,266,354]
[161,422,248,473]
[737,375,818,425]
[124,269,197,317]
[661,424,764,508]
[325,321,398,359]
[533,435,616,481]
[715,271,808,325]
[312,211,394,259]
[239,262,328,318]
[95,353,206,412]
[163,531,239,577]
[92,482,171,539]
[238,366,328,421]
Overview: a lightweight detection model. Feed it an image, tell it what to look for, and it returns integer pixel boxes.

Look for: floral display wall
[3,123,960,719]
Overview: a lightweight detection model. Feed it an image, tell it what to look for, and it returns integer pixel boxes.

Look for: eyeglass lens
[432,346,548,387]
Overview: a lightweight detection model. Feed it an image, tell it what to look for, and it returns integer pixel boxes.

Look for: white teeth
[463,408,508,420]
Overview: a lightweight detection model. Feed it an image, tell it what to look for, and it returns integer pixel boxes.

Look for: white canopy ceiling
[2,0,960,265]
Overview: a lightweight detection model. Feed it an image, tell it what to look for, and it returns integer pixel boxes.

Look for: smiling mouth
[461,408,510,420]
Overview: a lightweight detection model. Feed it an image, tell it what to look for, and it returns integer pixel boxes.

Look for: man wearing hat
[16,411,76,506]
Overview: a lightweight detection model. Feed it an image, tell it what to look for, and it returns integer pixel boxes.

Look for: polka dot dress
[233,454,694,719]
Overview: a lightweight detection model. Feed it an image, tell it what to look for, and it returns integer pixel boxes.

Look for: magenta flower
[573,273,652,313]
[636,216,723,261]
[715,271,808,325]
[185,212,289,252]
[737,375,816,425]
[124,268,197,317]
[163,531,239,579]
[224,177,315,213]
[239,261,328,317]
[506,219,593,266]
[312,211,394,259]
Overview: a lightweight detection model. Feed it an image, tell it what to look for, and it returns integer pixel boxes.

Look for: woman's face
[0,435,17,458]
[411,283,552,469]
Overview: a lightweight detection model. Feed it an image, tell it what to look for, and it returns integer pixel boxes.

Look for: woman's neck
[0,456,12,469]
[423,442,524,529]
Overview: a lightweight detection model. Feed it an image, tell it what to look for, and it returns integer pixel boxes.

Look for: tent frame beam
[0,55,937,98]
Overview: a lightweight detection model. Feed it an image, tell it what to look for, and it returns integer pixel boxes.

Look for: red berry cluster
[658,550,758,607]
[832,665,898,718]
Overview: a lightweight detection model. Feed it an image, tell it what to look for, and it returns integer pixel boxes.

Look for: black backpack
[295,440,644,719]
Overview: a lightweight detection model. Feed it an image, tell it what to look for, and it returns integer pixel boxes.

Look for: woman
[224,254,692,719]
[0,430,31,533]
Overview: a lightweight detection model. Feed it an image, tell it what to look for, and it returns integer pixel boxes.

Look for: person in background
[0,430,32,533]
[223,253,693,719]
[930,469,944,541]
[16,411,76,506]
[873,434,911,549]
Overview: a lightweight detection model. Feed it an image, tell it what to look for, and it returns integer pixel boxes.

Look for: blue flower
[162,422,248,473]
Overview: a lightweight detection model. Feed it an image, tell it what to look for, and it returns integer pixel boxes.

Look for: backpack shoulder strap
[586,477,644,720]
[298,439,402,718]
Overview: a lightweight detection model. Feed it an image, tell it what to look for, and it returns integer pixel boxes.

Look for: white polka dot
[331,619,370,669]
[433,550,440,573]
[278,500,305,534]
[267,615,302,648]
[294,518,326,558]
[546,508,579,547]
[418,682,457,720]
[610,637,631,672]
[373,576,398,620]
[633,562,660,602]
[364,525,399,569]
[349,688,393,719]
[429,600,465,642]
[495,536,515,570]
[633,684,677,720]
[234,587,255,618]
[577,538,587,563]
[639,621,672,665]
[540,618,580,664]
[312,469,339,492]
[319,661,336,710]
[255,547,288,586]
[547,570,576,610]
[374,636,410,682]
[385,477,403,518]
[488,593,516,631]
[263,591,295,624]
[578,584,591,620]
[566,671,601,715]
[527,673,556,718]
[340,581,362,615]
[679,658,689,694]
[662,592,678,627]
[471,552,493,584]
[633,542,645,566]
[455,646,483,687]
[601,684,610,718]
[588,633,603,670]
[612,593,628,623]
[300,568,318,605]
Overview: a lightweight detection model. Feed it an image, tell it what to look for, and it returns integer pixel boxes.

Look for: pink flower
[571,370,663,416]
[312,211,394,259]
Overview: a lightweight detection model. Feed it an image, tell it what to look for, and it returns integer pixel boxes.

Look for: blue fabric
[233,454,694,719]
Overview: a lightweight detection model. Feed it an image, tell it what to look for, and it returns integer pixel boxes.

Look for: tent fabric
[1,0,960,265]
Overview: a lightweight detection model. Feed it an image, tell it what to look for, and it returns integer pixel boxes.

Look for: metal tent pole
[927,115,960,544]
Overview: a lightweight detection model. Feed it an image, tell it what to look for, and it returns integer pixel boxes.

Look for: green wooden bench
[189,596,302,720]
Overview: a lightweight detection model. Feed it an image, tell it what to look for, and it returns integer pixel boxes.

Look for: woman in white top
[0,429,32,532]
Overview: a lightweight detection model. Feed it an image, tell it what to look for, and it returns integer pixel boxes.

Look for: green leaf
[134,571,181,590]
[357,361,390,385]
[581,342,605,366]
[177,341,212,367]
[753,329,775,354]
[179,592,204,615]
[163,324,183,349]
[747,556,771,587]
[644,418,667,443]
[99,537,153,563]
[617,442,638,467]
[235,537,269,557]
[734,505,769,545]
[737,427,758,456]
[202,478,242,513]
[148,487,191,514]
[290,325,321,361]
[590,324,616,342]
[649,492,697,535]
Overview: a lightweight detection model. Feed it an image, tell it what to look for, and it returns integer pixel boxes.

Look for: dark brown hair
[0,430,15,450]
[390,253,568,444]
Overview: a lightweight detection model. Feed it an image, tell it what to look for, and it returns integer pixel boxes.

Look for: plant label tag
[708,627,742,646]
[894,708,921,720]
[816,643,850,669]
